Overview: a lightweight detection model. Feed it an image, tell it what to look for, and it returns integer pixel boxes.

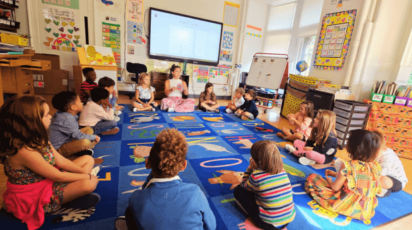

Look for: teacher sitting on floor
[161,64,195,113]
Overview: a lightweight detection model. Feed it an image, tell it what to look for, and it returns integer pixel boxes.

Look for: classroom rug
[2,105,412,230]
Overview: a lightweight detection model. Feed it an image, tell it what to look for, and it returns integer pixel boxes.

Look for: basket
[281,91,305,117]
[288,74,323,92]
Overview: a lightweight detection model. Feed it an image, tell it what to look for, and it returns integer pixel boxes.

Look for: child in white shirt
[226,87,245,113]
[79,87,119,135]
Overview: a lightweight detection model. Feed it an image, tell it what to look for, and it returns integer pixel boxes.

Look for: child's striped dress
[241,169,296,227]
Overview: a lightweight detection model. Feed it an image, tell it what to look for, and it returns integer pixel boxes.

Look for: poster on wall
[223,1,240,28]
[42,0,80,9]
[127,0,144,22]
[85,45,116,66]
[126,21,143,44]
[194,65,209,83]
[102,22,122,78]
[222,31,233,49]
[209,68,229,85]
[313,10,357,70]
[42,6,81,52]
[220,50,233,62]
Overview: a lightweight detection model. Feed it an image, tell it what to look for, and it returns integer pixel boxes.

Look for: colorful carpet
[2,105,412,230]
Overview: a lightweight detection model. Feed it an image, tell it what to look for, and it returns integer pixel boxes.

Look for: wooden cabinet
[0,54,51,106]
[151,72,168,100]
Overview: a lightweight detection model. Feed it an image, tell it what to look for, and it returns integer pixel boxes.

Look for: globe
[296,61,308,72]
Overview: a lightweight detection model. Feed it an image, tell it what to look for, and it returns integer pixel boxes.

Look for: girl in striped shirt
[234,140,295,230]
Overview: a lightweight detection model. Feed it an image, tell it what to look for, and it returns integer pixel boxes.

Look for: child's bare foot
[101,127,120,135]
[277,132,286,139]
[241,116,249,120]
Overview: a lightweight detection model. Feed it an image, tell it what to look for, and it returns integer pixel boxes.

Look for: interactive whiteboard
[246,54,288,89]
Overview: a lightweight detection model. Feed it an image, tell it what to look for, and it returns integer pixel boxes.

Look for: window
[290,35,316,76]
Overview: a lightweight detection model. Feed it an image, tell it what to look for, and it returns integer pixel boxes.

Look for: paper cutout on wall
[313,10,357,70]
[209,68,229,85]
[42,6,81,52]
[127,45,135,55]
[127,0,144,22]
[218,64,232,69]
[42,0,80,9]
[246,25,262,31]
[220,50,233,62]
[102,22,122,78]
[223,1,240,28]
[85,45,116,66]
[126,21,143,44]
[246,32,261,38]
[331,0,348,8]
[194,65,209,83]
[222,31,233,49]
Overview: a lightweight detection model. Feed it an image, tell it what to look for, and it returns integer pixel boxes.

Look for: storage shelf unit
[333,100,372,149]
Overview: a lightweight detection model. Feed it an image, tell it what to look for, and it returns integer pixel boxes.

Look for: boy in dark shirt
[235,89,259,120]
[80,68,98,104]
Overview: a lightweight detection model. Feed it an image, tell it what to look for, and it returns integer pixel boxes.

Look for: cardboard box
[32,53,60,70]
[33,70,69,95]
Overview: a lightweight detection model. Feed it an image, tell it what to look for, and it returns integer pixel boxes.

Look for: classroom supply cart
[245,53,288,113]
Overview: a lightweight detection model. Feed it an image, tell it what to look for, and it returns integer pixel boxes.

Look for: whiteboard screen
[246,56,287,89]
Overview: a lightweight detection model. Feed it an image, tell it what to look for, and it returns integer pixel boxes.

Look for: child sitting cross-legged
[0,95,100,230]
[121,128,216,230]
[80,67,98,104]
[49,91,100,158]
[198,82,220,113]
[79,87,119,135]
[306,130,383,221]
[334,131,408,198]
[277,101,314,142]
[226,87,245,114]
[235,89,259,120]
[98,77,124,117]
[132,72,158,112]
[234,140,295,230]
[285,110,337,166]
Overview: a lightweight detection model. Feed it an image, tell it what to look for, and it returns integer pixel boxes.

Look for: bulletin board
[313,10,357,70]
[246,54,288,89]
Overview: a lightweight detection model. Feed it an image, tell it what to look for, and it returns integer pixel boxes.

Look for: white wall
[239,0,269,73]
[357,0,412,99]
[309,0,365,85]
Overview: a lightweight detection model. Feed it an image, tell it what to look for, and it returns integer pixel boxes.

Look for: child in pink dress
[277,101,314,142]
[161,65,195,113]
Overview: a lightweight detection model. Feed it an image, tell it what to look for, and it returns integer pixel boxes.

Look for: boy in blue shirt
[124,128,216,230]
[235,89,259,120]
[49,91,100,157]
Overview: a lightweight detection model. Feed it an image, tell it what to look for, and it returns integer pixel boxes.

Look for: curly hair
[98,76,115,88]
[0,95,48,163]
[149,129,188,178]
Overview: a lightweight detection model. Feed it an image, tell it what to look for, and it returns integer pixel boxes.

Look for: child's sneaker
[226,108,233,113]
[133,108,139,112]
[299,157,316,166]
[167,108,175,112]
[151,108,156,112]
[114,116,121,122]
[61,193,101,210]
[285,144,296,153]
[101,127,120,135]
[115,111,122,115]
